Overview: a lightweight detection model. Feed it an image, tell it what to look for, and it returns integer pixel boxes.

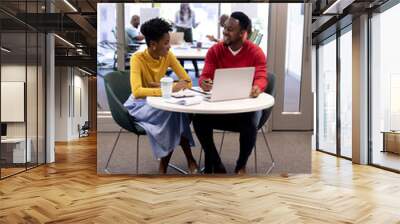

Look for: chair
[249,29,259,42]
[208,72,276,174]
[78,121,90,138]
[103,71,188,174]
[254,33,263,46]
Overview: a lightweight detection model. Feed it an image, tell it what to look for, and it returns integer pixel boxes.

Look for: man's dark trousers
[193,112,259,173]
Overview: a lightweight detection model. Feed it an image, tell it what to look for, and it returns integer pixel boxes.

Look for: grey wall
[55,67,89,141]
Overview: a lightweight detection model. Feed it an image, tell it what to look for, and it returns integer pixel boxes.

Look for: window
[220,3,269,53]
[97,3,117,69]
[283,4,304,112]
[339,28,352,158]
[317,37,337,155]
[124,3,153,27]
[0,1,46,179]
[370,3,400,171]
[159,3,219,43]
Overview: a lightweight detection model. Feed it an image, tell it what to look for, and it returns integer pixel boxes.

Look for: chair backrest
[257,72,276,130]
[104,71,141,133]
[249,29,259,42]
[254,33,263,46]
[82,121,90,129]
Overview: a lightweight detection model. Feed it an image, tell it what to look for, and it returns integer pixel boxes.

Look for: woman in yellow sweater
[124,18,198,174]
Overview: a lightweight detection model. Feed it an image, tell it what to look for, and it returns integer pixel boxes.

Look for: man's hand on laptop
[201,79,213,92]
[250,85,261,98]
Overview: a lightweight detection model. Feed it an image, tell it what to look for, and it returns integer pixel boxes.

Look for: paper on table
[164,95,203,106]
[171,89,197,97]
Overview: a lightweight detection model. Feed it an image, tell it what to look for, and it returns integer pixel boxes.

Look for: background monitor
[1,123,7,137]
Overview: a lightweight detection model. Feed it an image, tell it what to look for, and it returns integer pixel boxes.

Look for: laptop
[204,67,255,102]
[170,32,185,45]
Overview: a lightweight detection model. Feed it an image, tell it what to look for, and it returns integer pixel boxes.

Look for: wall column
[352,14,369,164]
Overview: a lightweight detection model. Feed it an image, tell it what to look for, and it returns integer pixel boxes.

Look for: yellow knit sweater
[130,49,192,98]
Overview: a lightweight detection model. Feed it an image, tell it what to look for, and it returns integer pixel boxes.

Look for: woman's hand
[172,80,189,92]
[148,82,161,88]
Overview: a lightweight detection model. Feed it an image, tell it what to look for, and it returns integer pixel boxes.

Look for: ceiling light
[78,68,92,76]
[63,0,78,12]
[54,34,75,48]
[1,47,11,53]
[322,0,355,15]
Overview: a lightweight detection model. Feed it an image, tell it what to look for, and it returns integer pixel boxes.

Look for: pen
[203,79,213,84]
[173,79,192,83]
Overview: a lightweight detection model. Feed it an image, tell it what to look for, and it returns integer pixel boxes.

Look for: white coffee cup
[160,77,173,98]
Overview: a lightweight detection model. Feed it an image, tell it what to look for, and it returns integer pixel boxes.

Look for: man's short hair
[230,12,252,33]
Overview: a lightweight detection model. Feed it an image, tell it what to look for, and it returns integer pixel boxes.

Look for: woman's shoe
[159,152,173,174]
[203,165,213,174]
[159,163,168,174]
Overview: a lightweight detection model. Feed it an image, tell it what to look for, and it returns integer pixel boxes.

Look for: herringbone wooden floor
[1,135,400,224]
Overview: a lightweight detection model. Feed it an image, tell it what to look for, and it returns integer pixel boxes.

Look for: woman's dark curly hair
[140,18,172,46]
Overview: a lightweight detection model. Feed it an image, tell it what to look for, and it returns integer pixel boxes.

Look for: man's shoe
[213,162,227,174]
[203,166,213,174]
[235,167,246,175]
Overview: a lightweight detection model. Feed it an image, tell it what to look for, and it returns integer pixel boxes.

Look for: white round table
[147,93,275,114]
[147,90,275,174]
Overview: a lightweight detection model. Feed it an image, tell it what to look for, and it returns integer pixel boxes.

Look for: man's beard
[223,38,231,47]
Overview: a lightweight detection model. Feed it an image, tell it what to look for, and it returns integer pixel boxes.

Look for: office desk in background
[137,44,209,60]
[172,45,209,60]
[1,138,32,164]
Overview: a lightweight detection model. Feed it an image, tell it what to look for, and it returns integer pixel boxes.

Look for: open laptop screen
[207,67,255,102]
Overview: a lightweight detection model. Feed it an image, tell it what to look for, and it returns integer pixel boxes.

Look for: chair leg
[168,163,188,174]
[261,128,275,174]
[198,147,203,168]
[136,135,140,175]
[218,131,225,155]
[254,144,258,173]
[104,128,123,174]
